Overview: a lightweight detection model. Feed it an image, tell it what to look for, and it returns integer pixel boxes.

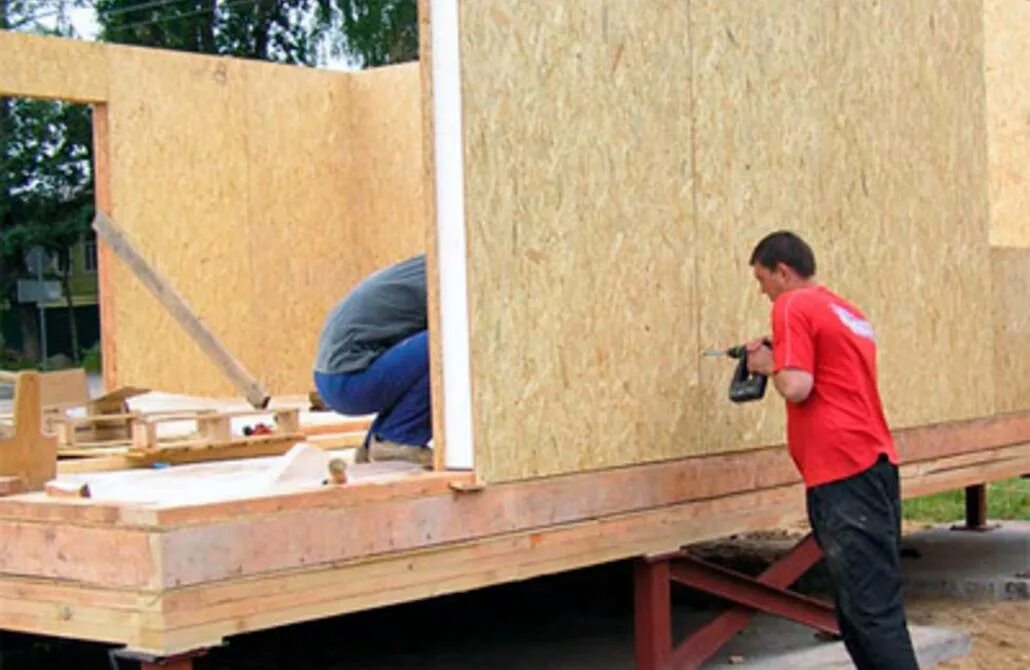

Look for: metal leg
[634,558,672,670]
[141,660,194,670]
[110,647,207,670]
[633,534,838,670]
[951,483,998,531]
[668,533,833,669]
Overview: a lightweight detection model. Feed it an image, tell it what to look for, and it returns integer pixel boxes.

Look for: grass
[903,477,1030,523]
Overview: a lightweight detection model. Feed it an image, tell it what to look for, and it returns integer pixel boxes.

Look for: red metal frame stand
[634,533,839,670]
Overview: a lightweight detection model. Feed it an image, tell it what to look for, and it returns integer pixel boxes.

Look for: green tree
[1,0,94,364]
[96,0,421,68]
[96,0,338,65]
[334,0,417,67]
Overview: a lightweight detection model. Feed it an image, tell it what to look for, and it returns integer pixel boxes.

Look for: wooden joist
[0,436,1025,656]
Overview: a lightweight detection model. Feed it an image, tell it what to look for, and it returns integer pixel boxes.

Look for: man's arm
[746,341,813,404]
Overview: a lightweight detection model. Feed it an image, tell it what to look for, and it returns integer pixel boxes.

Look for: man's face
[752,263,787,302]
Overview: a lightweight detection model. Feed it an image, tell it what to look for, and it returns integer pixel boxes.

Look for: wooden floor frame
[0,412,1028,656]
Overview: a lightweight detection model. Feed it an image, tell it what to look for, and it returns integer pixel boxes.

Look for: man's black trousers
[806,455,920,670]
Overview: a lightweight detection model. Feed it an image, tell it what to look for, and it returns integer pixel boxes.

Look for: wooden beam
[0,31,109,103]
[0,372,58,490]
[93,104,118,391]
[92,213,270,409]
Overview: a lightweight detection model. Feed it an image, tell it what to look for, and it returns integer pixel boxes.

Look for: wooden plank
[150,439,1030,588]
[0,441,1025,655]
[93,104,118,391]
[92,213,270,409]
[0,476,25,496]
[0,521,156,588]
[0,372,58,489]
[418,0,447,473]
[110,446,1030,654]
[298,419,372,437]
[5,409,1030,530]
[0,30,108,103]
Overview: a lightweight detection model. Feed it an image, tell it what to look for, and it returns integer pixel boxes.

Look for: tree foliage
[96,0,339,65]
[1,0,94,315]
[335,0,416,67]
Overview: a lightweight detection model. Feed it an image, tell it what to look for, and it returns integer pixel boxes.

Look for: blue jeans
[313,330,431,447]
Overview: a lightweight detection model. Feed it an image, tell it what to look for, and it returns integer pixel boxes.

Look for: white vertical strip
[431,0,474,469]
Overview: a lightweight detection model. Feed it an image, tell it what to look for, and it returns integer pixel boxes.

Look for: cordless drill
[703,340,772,403]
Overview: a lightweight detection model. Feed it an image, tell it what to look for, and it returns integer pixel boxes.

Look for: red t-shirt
[771,285,899,487]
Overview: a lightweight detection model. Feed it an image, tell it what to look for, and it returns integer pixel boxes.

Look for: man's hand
[746,338,774,376]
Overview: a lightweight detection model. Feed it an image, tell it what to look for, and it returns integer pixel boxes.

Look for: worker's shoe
[352,442,370,464]
[369,436,433,468]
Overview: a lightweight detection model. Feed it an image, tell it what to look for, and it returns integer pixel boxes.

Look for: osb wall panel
[460,1,700,481]
[105,52,423,395]
[461,1,993,482]
[992,249,1030,414]
[984,0,1030,247]
[0,30,107,103]
[241,62,423,393]
[694,0,993,455]
[106,47,256,396]
[1,32,424,395]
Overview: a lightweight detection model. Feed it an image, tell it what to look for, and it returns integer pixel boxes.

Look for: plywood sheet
[459,1,699,481]
[95,50,424,396]
[693,0,994,454]
[242,61,424,393]
[106,46,255,396]
[992,248,1030,414]
[0,30,107,103]
[460,0,994,482]
[984,0,1030,248]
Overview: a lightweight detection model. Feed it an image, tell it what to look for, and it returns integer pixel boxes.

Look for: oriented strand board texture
[984,0,1030,247]
[460,1,700,480]
[992,249,1030,414]
[2,33,424,395]
[0,30,107,103]
[461,1,994,482]
[101,50,423,395]
[694,1,993,453]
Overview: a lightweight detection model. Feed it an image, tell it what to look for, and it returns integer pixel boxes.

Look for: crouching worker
[313,254,432,467]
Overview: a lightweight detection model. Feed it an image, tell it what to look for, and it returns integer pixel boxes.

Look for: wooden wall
[457,1,995,482]
[985,0,1029,247]
[985,1,1030,414]
[0,32,425,396]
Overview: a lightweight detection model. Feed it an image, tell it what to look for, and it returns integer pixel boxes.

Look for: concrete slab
[901,521,1030,600]
[705,620,969,669]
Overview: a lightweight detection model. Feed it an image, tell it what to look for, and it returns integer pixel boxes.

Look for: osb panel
[0,31,107,103]
[693,0,993,454]
[460,1,699,482]
[104,50,423,395]
[992,249,1030,414]
[984,0,1030,247]
[460,1,993,482]
[242,61,423,393]
[106,46,254,396]
[348,63,426,265]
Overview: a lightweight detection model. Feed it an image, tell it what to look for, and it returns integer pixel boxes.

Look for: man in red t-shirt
[745,231,918,670]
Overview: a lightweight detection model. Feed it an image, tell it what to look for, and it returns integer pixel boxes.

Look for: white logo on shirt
[831,304,876,341]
